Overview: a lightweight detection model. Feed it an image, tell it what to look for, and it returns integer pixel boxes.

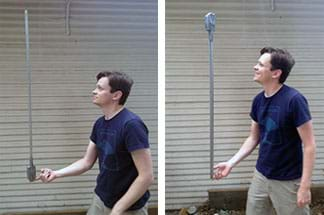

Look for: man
[39,71,154,215]
[213,47,316,215]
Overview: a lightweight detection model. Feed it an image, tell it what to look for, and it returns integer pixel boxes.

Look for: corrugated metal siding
[166,0,324,210]
[0,0,157,213]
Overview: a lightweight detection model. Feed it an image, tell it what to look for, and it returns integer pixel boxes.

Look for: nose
[253,64,258,71]
[92,89,97,95]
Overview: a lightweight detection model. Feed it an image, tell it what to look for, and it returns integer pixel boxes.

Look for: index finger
[213,163,223,170]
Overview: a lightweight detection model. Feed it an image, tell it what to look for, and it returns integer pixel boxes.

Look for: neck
[102,105,124,120]
[263,83,283,97]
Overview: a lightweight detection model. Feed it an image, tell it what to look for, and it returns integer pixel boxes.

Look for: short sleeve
[124,119,149,152]
[290,94,312,127]
[90,120,98,144]
[250,95,259,122]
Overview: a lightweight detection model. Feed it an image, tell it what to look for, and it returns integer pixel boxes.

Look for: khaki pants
[246,169,310,215]
[87,194,148,215]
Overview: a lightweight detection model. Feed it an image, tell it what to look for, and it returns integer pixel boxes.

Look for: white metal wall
[166,0,324,210]
[0,0,157,213]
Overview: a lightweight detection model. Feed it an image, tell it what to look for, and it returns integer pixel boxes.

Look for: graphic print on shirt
[259,105,281,145]
[98,130,119,171]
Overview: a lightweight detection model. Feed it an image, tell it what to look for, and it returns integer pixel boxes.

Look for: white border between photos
[158,0,165,213]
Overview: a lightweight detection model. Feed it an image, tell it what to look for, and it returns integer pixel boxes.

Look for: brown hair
[96,71,133,105]
[260,47,295,84]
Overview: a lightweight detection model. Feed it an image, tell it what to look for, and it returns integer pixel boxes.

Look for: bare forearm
[300,143,316,189]
[39,141,97,183]
[113,174,153,213]
[228,135,258,167]
[55,158,93,178]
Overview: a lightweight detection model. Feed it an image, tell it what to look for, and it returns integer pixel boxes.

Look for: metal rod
[25,9,33,162]
[204,13,216,179]
[271,0,275,11]
[25,9,36,182]
[65,0,72,35]
[208,33,214,179]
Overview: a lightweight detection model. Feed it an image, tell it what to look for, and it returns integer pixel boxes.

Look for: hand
[213,161,233,180]
[38,168,57,183]
[110,207,123,215]
[297,186,311,208]
[110,200,127,215]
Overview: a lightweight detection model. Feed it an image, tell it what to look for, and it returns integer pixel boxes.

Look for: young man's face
[92,77,115,107]
[253,53,274,84]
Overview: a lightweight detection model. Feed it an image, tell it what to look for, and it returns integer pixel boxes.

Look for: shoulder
[121,108,144,123]
[122,109,148,132]
[282,86,310,117]
[281,85,304,98]
[93,116,105,127]
[254,89,264,100]
[284,85,308,103]
[125,119,148,131]
[251,90,264,105]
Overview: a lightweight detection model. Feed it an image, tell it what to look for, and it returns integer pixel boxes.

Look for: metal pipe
[25,9,36,182]
[204,12,216,179]
[271,0,275,11]
[65,0,72,35]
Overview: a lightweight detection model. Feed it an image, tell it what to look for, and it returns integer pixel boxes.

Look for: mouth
[253,72,260,80]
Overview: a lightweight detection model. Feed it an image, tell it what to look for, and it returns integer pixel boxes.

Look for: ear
[272,69,282,80]
[112,90,123,102]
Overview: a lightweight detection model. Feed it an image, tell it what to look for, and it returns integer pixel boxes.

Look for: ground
[166,199,324,215]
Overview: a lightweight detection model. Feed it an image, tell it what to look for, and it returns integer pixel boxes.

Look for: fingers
[297,197,311,208]
[41,168,50,174]
[213,162,225,170]
[213,170,224,180]
[213,172,221,180]
[213,166,224,180]
[213,164,220,169]
[297,189,311,208]
[213,162,233,180]
[297,200,309,208]
[38,168,53,183]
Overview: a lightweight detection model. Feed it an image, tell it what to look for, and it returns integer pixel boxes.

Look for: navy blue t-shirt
[250,85,311,180]
[90,108,150,210]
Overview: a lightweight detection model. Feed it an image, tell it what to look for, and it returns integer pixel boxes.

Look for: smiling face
[253,53,275,85]
[92,77,121,107]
